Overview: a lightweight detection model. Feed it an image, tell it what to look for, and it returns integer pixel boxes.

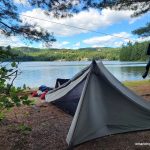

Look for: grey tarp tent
[45,60,150,148]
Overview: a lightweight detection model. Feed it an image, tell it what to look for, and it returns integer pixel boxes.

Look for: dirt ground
[1,84,150,150]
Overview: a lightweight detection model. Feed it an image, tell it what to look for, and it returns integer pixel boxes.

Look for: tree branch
[7,70,18,94]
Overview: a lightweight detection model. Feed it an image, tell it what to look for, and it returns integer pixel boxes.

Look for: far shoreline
[23,79,150,89]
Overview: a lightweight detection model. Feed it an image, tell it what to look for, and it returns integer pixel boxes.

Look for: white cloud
[83,32,150,47]
[83,32,131,47]
[134,36,150,43]
[50,41,70,49]
[0,33,70,48]
[20,8,137,36]
[0,36,27,47]
[62,41,70,45]
[74,42,80,47]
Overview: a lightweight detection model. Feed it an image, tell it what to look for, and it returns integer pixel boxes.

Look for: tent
[55,78,70,88]
[45,60,150,148]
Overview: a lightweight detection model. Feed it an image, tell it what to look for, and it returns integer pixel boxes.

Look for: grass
[123,79,150,87]
[0,112,5,121]
[17,124,32,134]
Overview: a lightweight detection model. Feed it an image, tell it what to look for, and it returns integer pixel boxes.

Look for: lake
[12,61,149,88]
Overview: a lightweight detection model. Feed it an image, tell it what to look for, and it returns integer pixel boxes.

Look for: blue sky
[0,0,149,48]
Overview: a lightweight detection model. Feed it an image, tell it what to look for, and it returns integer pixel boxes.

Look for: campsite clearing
[0,80,150,150]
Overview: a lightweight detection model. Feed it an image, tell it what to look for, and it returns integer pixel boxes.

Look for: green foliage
[123,80,150,87]
[6,47,121,61]
[23,84,26,90]
[1,41,150,62]
[120,41,149,61]
[11,62,17,68]
[0,112,5,121]
[0,1,56,46]
[97,0,150,38]
[97,0,149,17]
[0,46,32,121]
[133,23,150,37]
[17,124,32,134]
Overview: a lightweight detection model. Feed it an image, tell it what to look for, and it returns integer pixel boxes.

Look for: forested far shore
[120,41,149,61]
[0,41,149,61]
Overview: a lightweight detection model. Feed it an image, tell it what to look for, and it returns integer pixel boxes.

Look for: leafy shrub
[0,46,33,121]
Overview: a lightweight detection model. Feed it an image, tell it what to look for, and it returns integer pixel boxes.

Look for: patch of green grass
[123,80,150,87]
[28,99,36,105]
[17,124,32,134]
[0,112,5,121]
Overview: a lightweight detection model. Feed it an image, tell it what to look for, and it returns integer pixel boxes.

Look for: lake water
[12,61,149,88]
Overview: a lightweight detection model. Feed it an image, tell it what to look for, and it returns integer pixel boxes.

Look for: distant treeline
[10,47,120,61]
[1,41,149,61]
[120,41,149,61]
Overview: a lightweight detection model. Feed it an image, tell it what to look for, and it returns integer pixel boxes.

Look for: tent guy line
[21,14,131,41]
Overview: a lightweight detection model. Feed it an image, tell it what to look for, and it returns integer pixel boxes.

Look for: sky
[0,0,150,49]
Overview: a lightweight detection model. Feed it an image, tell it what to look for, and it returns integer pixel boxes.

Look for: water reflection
[107,66,145,81]
[13,61,149,87]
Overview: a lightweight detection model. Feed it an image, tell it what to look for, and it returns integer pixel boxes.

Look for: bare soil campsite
[0,80,150,150]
